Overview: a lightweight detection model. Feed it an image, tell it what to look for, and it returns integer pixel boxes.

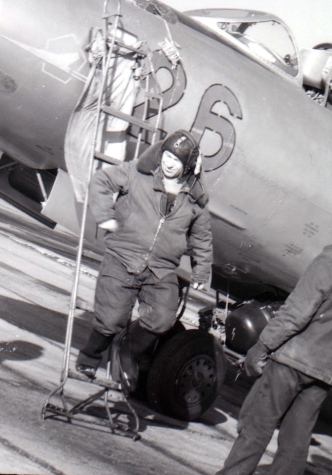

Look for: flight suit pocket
[100,252,134,285]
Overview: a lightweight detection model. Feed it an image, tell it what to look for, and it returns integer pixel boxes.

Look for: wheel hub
[176,355,216,406]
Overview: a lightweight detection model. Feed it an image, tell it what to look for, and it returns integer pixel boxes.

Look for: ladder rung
[109,39,146,56]
[94,151,123,165]
[101,106,157,132]
[102,13,122,19]
[68,369,122,391]
[145,92,163,99]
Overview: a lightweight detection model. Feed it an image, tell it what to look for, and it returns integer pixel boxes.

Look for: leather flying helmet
[161,130,200,175]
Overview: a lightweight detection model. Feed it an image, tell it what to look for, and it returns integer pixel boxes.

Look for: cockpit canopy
[185,9,300,81]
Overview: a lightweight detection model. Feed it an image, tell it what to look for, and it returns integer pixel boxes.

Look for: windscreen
[218,20,298,77]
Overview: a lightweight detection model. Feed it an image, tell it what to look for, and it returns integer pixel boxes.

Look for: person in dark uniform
[215,246,332,475]
[76,130,213,391]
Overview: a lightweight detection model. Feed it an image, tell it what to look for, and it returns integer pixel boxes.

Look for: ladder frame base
[43,403,141,441]
[42,371,141,441]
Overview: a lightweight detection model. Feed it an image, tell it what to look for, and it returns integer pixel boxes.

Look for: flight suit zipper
[149,216,165,253]
[145,193,180,259]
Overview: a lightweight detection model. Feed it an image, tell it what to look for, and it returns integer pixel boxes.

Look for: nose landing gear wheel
[147,330,227,421]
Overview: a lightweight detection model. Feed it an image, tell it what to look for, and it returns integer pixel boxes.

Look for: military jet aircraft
[1,0,332,420]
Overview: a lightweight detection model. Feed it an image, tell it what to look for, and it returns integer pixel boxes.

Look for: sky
[162,0,332,51]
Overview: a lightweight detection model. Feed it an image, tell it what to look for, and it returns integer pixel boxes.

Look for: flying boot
[111,319,159,393]
[76,328,114,378]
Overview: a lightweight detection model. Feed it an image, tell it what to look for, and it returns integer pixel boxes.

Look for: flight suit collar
[152,167,190,194]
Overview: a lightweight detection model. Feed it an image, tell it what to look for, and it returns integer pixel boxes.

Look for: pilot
[76,130,213,392]
[215,246,332,475]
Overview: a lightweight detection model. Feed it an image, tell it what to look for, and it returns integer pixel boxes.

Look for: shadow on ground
[0,339,43,362]
[0,294,93,351]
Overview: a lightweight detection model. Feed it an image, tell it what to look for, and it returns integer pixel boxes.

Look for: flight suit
[89,149,212,336]
[217,246,332,475]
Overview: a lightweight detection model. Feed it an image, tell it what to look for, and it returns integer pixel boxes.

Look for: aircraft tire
[146,329,226,421]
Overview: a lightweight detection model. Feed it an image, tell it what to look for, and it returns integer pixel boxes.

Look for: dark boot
[111,320,158,393]
[76,328,114,378]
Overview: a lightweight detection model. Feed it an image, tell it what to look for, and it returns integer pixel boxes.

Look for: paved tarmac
[0,199,331,475]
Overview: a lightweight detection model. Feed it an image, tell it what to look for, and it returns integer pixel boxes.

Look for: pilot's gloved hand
[193,282,205,290]
[244,340,269,377]
[98,219,119,232]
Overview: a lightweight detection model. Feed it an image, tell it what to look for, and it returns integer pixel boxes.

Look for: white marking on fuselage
[0,34,87,84]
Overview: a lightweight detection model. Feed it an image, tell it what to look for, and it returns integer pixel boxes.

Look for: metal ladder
[42,0,163,440]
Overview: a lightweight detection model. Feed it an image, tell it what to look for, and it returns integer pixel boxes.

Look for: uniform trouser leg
[217,360,326,475]
[93,253,179,335]
[269,377,329,475]
[137,271,179,333]
[115,268,180,391]
[93,254,139,335]
[82,253,179,380]
[115,319,161,391]
[77,254,138,371]
[76,329,114,370]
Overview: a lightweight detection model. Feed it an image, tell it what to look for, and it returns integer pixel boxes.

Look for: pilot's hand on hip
[98,219,119,232]
[193,282,205,290]
[244,340,268,377]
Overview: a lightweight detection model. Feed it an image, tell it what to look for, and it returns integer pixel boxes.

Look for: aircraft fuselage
[1,0,332,297]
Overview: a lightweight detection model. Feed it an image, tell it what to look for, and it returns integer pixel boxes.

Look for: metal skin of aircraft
[1,0,332,420]
[1,0,332,298]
